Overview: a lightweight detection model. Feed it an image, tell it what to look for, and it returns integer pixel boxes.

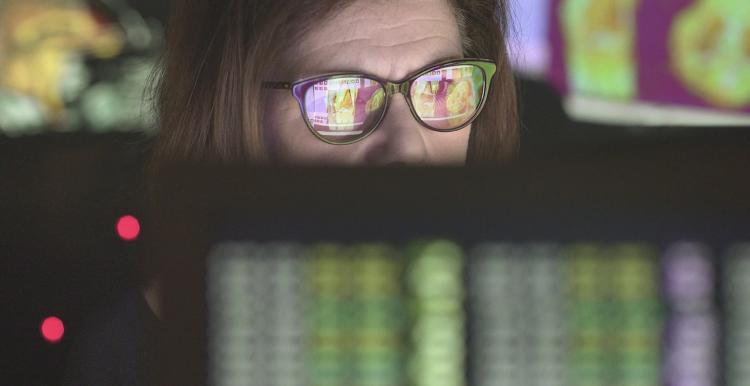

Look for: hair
[149,0,518,168]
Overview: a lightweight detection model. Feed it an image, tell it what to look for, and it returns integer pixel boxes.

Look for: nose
[359,92,428,166]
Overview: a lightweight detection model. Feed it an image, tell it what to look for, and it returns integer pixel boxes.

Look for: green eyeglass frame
[262,58,497,145]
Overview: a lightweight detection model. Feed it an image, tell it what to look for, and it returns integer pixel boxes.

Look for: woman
[151,0,517,166]
[65,0,517,384]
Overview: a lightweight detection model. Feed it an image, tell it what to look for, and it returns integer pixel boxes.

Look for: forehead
[281,0,464,81]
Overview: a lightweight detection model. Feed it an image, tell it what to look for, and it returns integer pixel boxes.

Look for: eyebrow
[283,54,465,83]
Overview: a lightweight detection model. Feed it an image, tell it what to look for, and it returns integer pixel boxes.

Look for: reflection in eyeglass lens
[411,66,483,129]
[306,77,384,138]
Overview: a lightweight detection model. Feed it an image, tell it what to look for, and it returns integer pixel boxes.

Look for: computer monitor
[153,152,749,386]
[545,0,750,126]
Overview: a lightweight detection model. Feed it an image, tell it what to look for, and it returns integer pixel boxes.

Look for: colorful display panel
[207,239,750,386]
[470,243,564,386]
[660,0,750,109]
[548,0,750,125]
[0,0,163,136]
[662,243,719,386]
[208,240,465,386]
[725,244,750,386]
[558,0,641,100]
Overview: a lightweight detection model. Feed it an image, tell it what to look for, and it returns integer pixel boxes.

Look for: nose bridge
[386,81,408,96]
[365,81,427,165]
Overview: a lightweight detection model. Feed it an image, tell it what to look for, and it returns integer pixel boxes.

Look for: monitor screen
[524,0,750,126]
[0,0,163,136]
[154,164,750,386]
[205,239,748,386]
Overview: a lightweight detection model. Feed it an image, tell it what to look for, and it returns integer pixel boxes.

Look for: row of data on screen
[207,240,750,386]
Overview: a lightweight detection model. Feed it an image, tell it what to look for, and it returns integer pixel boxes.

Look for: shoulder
[63,288,161,386]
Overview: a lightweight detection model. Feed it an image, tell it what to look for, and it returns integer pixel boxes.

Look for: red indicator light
[117,215,141,241]
[41,316,64,343]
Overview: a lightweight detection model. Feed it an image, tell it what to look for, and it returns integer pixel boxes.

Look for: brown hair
[150,0,517,167]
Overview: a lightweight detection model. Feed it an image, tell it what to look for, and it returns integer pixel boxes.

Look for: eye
[301,76,386,144]
[409,64,485,130]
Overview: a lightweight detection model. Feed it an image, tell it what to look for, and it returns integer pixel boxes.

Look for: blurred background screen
[0,0,165,136]
[514,0,750,126]
[2,0,750,136]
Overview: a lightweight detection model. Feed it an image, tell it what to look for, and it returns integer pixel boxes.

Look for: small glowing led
[41,316,64,343]
[117,215,141,241]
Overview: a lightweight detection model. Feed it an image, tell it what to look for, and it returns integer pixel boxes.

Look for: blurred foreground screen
[156,164,750,386]
[206,240,749,386]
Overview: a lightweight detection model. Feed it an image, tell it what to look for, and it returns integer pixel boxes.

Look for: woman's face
[262,0,470,166]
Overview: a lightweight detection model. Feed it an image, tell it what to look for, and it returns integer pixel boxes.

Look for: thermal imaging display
[0,0,163,135]
[548,0,750,124]
[558,0,641,100]
[298,63,487,144]
[410,66,482,127]
[307,78,379,135]
[207,239,750,386]
[669,0,750,109]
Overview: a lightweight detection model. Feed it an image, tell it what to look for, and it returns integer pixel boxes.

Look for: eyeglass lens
[301,64,486,144]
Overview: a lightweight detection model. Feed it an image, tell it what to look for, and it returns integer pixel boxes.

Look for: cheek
[262,93,301,150]
[425,125,471,164]
[262,93,326,162]
[262,93,471,165]
[262,93,359,164]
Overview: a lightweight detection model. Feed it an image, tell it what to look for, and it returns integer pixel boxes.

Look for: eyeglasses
[262,58,497,145]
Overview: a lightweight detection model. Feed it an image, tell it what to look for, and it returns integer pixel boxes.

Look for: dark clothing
[64,289,160,386]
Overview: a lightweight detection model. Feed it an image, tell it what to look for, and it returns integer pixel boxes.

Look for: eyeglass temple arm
[261,81,292,89]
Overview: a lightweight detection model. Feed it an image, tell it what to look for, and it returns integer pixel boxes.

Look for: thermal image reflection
[412,66,480,128]
[304,65,483,138]
[307,78,382,136]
